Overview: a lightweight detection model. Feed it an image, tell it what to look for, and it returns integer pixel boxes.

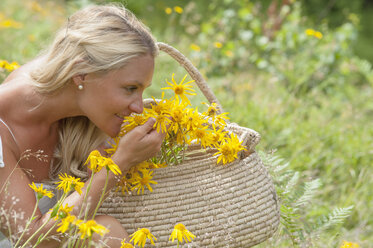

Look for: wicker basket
[98,42,280,247]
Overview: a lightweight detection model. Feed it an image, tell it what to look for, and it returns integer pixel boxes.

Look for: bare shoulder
[0,130,40,236]
[2,56,43,84]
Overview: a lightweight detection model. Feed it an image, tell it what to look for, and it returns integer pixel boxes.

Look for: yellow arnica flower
[340,241,359,248]
[214,42,223,48]
[55,173,85,194]
[214,133,246,164]
[120,239,134,248]
[190,43,201,52]
[0,60,20,72]
[53,203,74,220]
[104,157,122,175]
[162,74,196,105]
[314,31,323,39]
[85,150,105,173]
[131,169,158,195]
[174,6,183,14]
[165,7,172,15]
[77,220,109,239]
[130,228,157,247]
[56,215,76,233]
[169,223,196,243]
[29,182,54,199]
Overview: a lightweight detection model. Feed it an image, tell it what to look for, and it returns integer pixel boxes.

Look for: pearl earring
[78,84,84,90]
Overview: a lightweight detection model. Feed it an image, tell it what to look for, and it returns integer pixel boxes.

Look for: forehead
[102,54,154,86]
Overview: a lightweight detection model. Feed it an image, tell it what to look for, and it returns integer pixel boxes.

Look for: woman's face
[77,54,154,137]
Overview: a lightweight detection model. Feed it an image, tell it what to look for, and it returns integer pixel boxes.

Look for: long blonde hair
[30,4,158,180]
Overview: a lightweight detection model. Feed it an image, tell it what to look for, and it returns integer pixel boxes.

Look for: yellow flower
[29,182,54,199]
[165,7,172,15]
[55,173,85,194]
[169,223,196,243]
[305,29,323,39]
[305,28,315,36]
[77,220,109,239]
[120,239,134,248]
[174,6,183,14]
[131,169,158,195]
[130,228,157,247]
[214,42,223,48]
[162,74,196,105]
[85,150,105,173]
[0,19,23,29]
[214,133,246,164]
[190,43,201,52]
[53,203,74,220]
[314,31,323,39]
[189,126,214,148]
[56,215,76,233]
[104,137,120,156]
[104,157,122,175]
[0,60,20,72]
[340,241,359,248]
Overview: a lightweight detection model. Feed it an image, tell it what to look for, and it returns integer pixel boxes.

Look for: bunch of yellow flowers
[104,73,246,196]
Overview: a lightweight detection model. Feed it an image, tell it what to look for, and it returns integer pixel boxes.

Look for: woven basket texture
[98,43,280,247]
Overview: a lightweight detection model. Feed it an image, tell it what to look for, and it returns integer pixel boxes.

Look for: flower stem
[92,169,109,219]
[32,221,58,247]
[14,198,40,247]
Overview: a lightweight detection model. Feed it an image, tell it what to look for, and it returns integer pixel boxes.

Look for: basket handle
[157,42,224,114]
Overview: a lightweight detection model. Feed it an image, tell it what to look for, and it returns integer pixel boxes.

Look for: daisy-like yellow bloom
[130,228,157,247]
[131,169,158,195]
[85,150,106,173]
[77,220,109,239]
[174,6,183,14]
[52,203,74,220]
[153,112,172,133]
[190,43,201,52]
[169,223,196,243]
[214,133,246,165]
[165,7,172,15]
[29,182,54,199]
[162,74,196,105]
[340,241,359,248]
[0,60,20,72]
[210,124,229,147]
[56,215,76,233]
[305,28,315,36]
[214,42,223,48]
[104,157,122,175]
[120,239,134,248]
[183,108,208,132]
[0,19,23,29]
[189,126,214,148]
[55,173,85,194]
[314,31,323,39]
[122,113,147,133]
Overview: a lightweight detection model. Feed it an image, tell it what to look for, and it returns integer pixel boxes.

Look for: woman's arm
[0,118,165,247]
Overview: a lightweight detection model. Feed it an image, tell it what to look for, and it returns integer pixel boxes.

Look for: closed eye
[125,86,138,93]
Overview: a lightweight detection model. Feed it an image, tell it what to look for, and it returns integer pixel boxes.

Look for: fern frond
[314,205,354,233]
[294,178,322,207]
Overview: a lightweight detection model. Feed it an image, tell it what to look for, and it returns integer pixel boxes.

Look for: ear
[72,74,86,86]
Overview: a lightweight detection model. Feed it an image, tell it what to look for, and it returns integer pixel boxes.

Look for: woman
[0,4,165,247]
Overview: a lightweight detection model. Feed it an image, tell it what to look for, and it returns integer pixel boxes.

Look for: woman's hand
[111,118,165,172]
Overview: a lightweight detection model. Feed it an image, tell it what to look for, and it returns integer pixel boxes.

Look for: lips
[115,113,125,121]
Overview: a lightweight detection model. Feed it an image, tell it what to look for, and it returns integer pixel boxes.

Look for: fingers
[136,118,156,135]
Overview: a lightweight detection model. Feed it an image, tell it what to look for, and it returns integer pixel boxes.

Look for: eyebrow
[128,80,152,88]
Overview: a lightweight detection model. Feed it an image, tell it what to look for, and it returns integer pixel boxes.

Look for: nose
[129,96,144,114]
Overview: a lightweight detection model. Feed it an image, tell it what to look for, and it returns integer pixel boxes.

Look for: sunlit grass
[1,0,371,246]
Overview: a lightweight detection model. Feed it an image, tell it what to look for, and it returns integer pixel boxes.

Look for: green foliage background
[1,0,372,247]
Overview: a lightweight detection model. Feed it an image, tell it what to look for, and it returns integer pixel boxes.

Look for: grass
[1,0,372,247]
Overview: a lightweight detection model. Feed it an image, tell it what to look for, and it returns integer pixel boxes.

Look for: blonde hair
[30,4,158,180]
